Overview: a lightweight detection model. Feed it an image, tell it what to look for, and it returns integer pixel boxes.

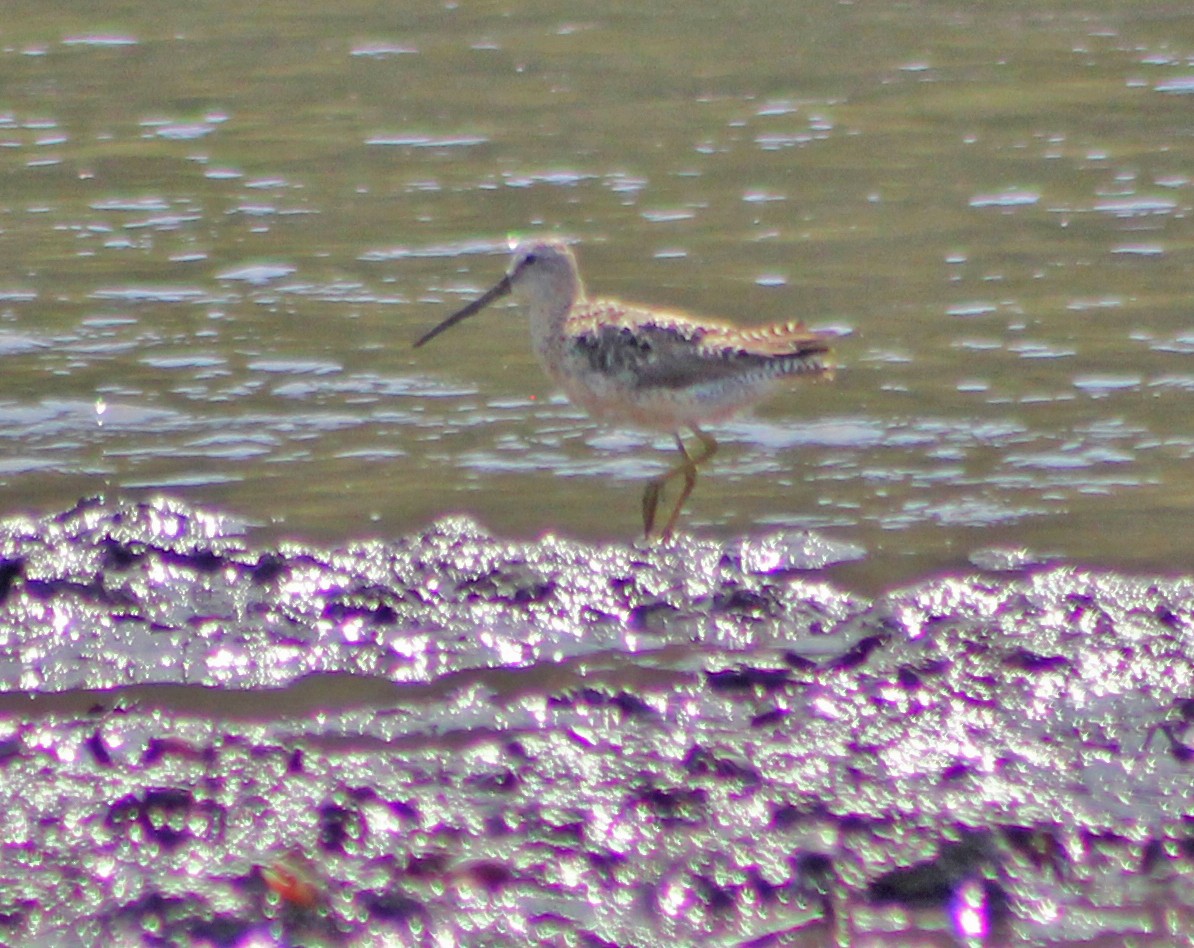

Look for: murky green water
[3,2,1194,591]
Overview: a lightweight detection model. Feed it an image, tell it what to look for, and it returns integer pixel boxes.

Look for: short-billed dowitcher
[414,238,833,539]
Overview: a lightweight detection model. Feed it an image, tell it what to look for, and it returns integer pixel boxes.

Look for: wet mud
[1,497,1193,945]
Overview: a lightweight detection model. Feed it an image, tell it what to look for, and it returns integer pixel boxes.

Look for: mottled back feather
[567,299,831,390]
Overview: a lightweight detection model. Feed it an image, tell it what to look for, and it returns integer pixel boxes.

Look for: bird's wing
[566,300,831,390]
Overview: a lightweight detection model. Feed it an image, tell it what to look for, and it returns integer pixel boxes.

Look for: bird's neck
[524,277,584,366]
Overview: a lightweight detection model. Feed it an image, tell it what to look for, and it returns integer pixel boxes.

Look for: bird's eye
[523,253,538,265]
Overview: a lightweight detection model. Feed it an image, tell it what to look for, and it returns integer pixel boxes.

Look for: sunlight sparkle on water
[387,631,430,660]
[147,507,182,539]
[812,695,840,719]
[951,878,989,939]
[146,558,170,586]
[51,605,72,636]
[660,878,690,916]
[479,629,531,665]
[207,646,249,671]
[339,617,365,643]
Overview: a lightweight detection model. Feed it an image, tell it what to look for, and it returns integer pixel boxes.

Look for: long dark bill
[412,273,514,348]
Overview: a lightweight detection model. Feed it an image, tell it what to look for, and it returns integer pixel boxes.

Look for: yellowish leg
[660,426,718,538]
[641,426,719,539]
[641,477,665,537]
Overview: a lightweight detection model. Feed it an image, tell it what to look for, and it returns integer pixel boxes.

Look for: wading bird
[414,238,833,539]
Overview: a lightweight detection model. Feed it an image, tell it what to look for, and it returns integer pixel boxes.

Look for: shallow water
[3,3,1194,590]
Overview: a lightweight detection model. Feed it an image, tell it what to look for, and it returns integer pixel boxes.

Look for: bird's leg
[659,426,718,539]
[641,435,688,538]
[641,426,719,540]
[641,476,665,537]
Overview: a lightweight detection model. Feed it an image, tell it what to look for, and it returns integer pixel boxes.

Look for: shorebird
[414,238,833,539]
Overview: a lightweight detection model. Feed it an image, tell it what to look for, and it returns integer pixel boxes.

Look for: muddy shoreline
[1,497,1191,944]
